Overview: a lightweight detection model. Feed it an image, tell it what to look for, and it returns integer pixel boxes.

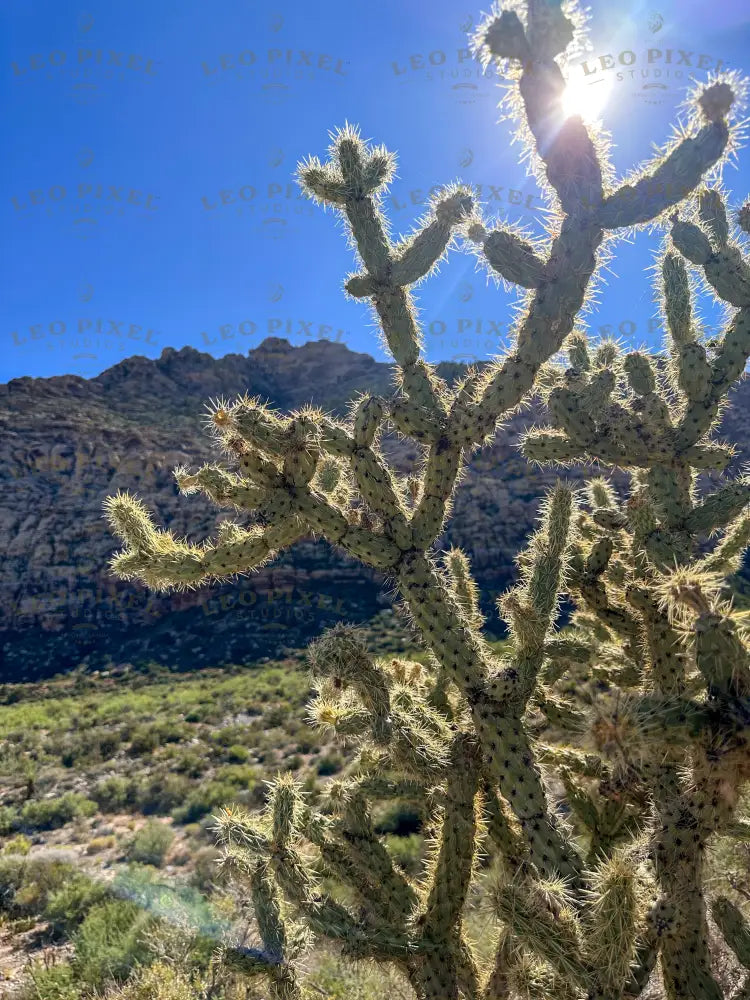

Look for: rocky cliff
[2,338,748,681]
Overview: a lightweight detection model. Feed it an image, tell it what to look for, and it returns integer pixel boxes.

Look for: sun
[561,76,614,122]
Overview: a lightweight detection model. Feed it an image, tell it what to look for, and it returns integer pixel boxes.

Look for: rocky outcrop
[2,338,748,681]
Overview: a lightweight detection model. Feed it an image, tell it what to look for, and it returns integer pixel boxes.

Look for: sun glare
[562,76,614,122]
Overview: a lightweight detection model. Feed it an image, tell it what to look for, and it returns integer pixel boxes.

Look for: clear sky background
[2,0,750,382]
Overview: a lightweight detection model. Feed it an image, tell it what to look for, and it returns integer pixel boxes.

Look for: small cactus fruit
[102,1,749,997]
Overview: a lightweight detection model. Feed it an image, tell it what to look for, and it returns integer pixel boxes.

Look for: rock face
[2,338,749,681]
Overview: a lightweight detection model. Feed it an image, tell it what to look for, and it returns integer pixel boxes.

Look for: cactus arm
[492,880,590,991]
[415,736,481,999]
[409,437,463,549]
[419,736,480,939]
[457,214,604,448]
[712,896,750,969]
[482,928,515,999]
[469,223,545,288]
[302,129,471,415]
[597,111,732,228]
[105,491,306,591]
[398,549,583,884]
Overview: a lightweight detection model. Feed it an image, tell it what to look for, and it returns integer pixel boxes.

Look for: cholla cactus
[103,1,750,997]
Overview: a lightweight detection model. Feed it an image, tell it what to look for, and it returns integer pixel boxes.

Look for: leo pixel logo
[10,149,160,242]
[9,284,160,377]
[10,13,159,106]
[200,147,315,241]
[386,148,545,223]
[389,13,502,106]
[563,12,727,113]
[199,283,350,349]
[200,10,349,106]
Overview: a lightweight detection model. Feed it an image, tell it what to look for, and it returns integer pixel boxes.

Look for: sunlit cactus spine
[101,0,750,996]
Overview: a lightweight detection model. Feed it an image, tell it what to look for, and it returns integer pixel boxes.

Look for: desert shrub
[263,705,287,727]
[384,833,424,876]
[126,821,174,867]
[128,724,161,756]
[1,833,31,855]
[213,764,258,789]
[316,752,344,776]
[112,865,228,957]
[96,728,123,758]
[155,721,189,744]
[0,804,18,834]
[222,743,249,763]
[19,793,97,832]
[166,749,205,778]
[44,873,110,936]
[183,707,209,724]
[188,847,222,893]
[0,854,26,909]
[23,960,81,1000]
[2,854,78,917]
[136,773,191,816]
[105,961,201,1000]
[209,726,247,748]
[171,782,239,825]
[86,835,116,854]
[72,899,155,987]
[92,776,136,813]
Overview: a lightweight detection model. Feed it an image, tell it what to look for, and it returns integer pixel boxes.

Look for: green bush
[103,961,199,1000]
[171,782,239,825]
[136,773,191,816]
[384,833,424,876]
[45,874,110,936]
[126,821,174,867]
[59,736,96,769]
[223,743,249,763]
[24,960,81,1000]
[0,804,18,834]
[1,833,31,855]
[167,749,205,778]
[73,899,154,987]
[92,776,136,813]
[316,752,344,776]
[128,725,160,756]
[96,729,122,758]
[1,854,78,917]
[213,763,258,789]
[188,847,222,893]
[19,793,97,832]
[0,854,26,909]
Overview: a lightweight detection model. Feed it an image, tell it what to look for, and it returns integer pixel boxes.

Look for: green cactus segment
[248,860,303,1000]
[701,514,750,573]
[492,880,589,990]
[420,737,480,939]
[597,100,733,228]
[699,188,731,246]
[694,610,750,700]
[712,896,750,969]
[445,547,485,630]
[582,852,640,996]
[685,479,750,535]
[479,227,545,287]
[416,737,481,1000]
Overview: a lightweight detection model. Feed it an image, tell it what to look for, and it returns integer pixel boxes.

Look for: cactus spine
[104,1,750,997]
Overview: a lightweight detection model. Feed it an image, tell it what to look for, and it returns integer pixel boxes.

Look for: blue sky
[2,0,750,382]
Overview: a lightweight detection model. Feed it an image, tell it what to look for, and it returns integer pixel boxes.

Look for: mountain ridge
[2,337,748,682]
